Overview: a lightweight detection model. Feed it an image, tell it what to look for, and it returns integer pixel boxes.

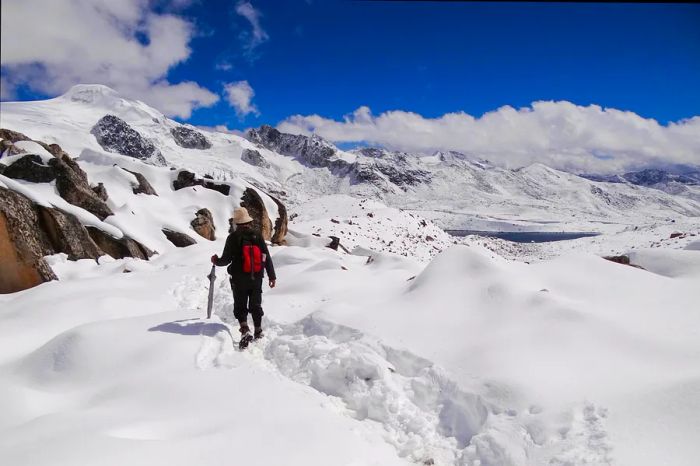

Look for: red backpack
[242,242,263,275]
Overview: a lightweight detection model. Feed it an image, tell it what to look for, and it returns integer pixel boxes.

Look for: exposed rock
[240,187,273,241]
[172,170,230,195]
[38,207,102,260]
[50,157,113,220]
[91,115,166,166]
[0,128,32,143]
[3,154,56,183]
[191,208,216,240]
[670,232,684,239]
[0,187,57,293]
[0,164,5,176]
[327,236,340,251]
[603,255,645,269]
[162,229,197,247]
[269,194,288,245]
[87,227,153,260]
[247,125,339,168]
[121,167,158,195]
[241,148,270,168]
[171,126,212,150]
[92,182,109,201]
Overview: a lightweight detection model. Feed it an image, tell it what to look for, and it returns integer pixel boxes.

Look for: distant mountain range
[2,85,699,231]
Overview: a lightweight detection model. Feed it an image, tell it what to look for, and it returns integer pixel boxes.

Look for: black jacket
[215,226,276,282]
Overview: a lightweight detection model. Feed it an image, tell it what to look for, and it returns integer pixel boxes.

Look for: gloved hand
[269,279,276,289]
[211,254,218,264]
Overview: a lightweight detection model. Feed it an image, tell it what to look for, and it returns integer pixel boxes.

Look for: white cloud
[277,103,700,173]
[235,1,269,51]
[224,80,259,118]
[0,0,218,118]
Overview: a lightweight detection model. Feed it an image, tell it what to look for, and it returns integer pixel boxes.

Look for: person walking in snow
[211,207,276,349]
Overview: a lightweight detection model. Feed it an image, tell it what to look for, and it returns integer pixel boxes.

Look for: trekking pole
[206,265,216,319]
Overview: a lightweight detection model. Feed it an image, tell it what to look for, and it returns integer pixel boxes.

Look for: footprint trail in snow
[171,273,613,466]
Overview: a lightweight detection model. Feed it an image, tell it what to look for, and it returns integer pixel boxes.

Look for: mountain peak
[61,84,122,104]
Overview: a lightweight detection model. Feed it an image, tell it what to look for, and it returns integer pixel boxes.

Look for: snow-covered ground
[2,85,700,465]
[2,231,699,465]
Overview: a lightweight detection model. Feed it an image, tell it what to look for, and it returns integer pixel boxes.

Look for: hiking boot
[239,330,253,350]
[254,328,264,340]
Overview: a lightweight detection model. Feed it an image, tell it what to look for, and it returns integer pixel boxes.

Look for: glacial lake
[445,230,601,243]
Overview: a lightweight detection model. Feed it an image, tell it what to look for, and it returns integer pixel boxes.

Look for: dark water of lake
[445,230,601,243]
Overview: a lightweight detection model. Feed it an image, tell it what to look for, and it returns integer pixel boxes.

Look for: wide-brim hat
[232,207,254,225]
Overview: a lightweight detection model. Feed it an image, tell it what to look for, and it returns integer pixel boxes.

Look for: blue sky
[5,1,700,127]
[2,0,699,172]
[180,0,700,127]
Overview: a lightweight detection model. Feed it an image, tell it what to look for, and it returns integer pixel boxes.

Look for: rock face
[91,115,166,166]
[247,125,338,168]
[121,167,158,195]
[162,229,197,247]
[172,170,230,195]
[171,126,212,150]
[246,126,431,191]
[0,128,32,144]
[241,148,270,168]
[240,188,273,241]
[191,208,216,240]
[0,187,57,293]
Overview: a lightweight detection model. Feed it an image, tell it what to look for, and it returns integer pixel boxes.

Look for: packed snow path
[176,270,614,466]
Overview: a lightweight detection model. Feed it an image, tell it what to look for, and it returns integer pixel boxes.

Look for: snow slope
[2,234,699,465]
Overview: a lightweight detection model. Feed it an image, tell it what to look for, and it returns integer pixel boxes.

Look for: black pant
[230,278,263,328]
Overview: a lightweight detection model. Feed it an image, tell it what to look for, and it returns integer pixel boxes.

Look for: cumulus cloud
[278,103,700,173]
[235,1,269,51]
[0,0,218,118]
[224,80,259,118]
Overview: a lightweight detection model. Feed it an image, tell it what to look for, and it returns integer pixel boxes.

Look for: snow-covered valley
[1,85,700,466]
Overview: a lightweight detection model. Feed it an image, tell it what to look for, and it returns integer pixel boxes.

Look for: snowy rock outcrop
[172,170,231,195]
[91,115,166,166]
[191,208,216,240]
[247,125,339,168]
[241,148,270,168]
[240,187,274,241]
[171,126,212,150]
[162,229,197,248]
[0,187,58,293]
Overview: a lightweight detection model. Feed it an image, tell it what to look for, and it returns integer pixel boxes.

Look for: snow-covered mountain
[2,85,700,466]
[3,84,699,235]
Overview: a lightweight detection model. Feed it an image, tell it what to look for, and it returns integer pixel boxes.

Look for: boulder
[269,194,288,245]
[121,167,158,195]
[0,187,58,293]
[49,156,113,220]
[172,170,230,195]
[3,154,56,183]
[38,207,103,260]
[91,115,166,166]
[171,126,212,150]
[240,187,273,241]
[162,229,197,247]
[87,227,154,260]
[191,208,216,240]
[241,148,270,168]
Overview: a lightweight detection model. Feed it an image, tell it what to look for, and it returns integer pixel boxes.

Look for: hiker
[211,207,276,348]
